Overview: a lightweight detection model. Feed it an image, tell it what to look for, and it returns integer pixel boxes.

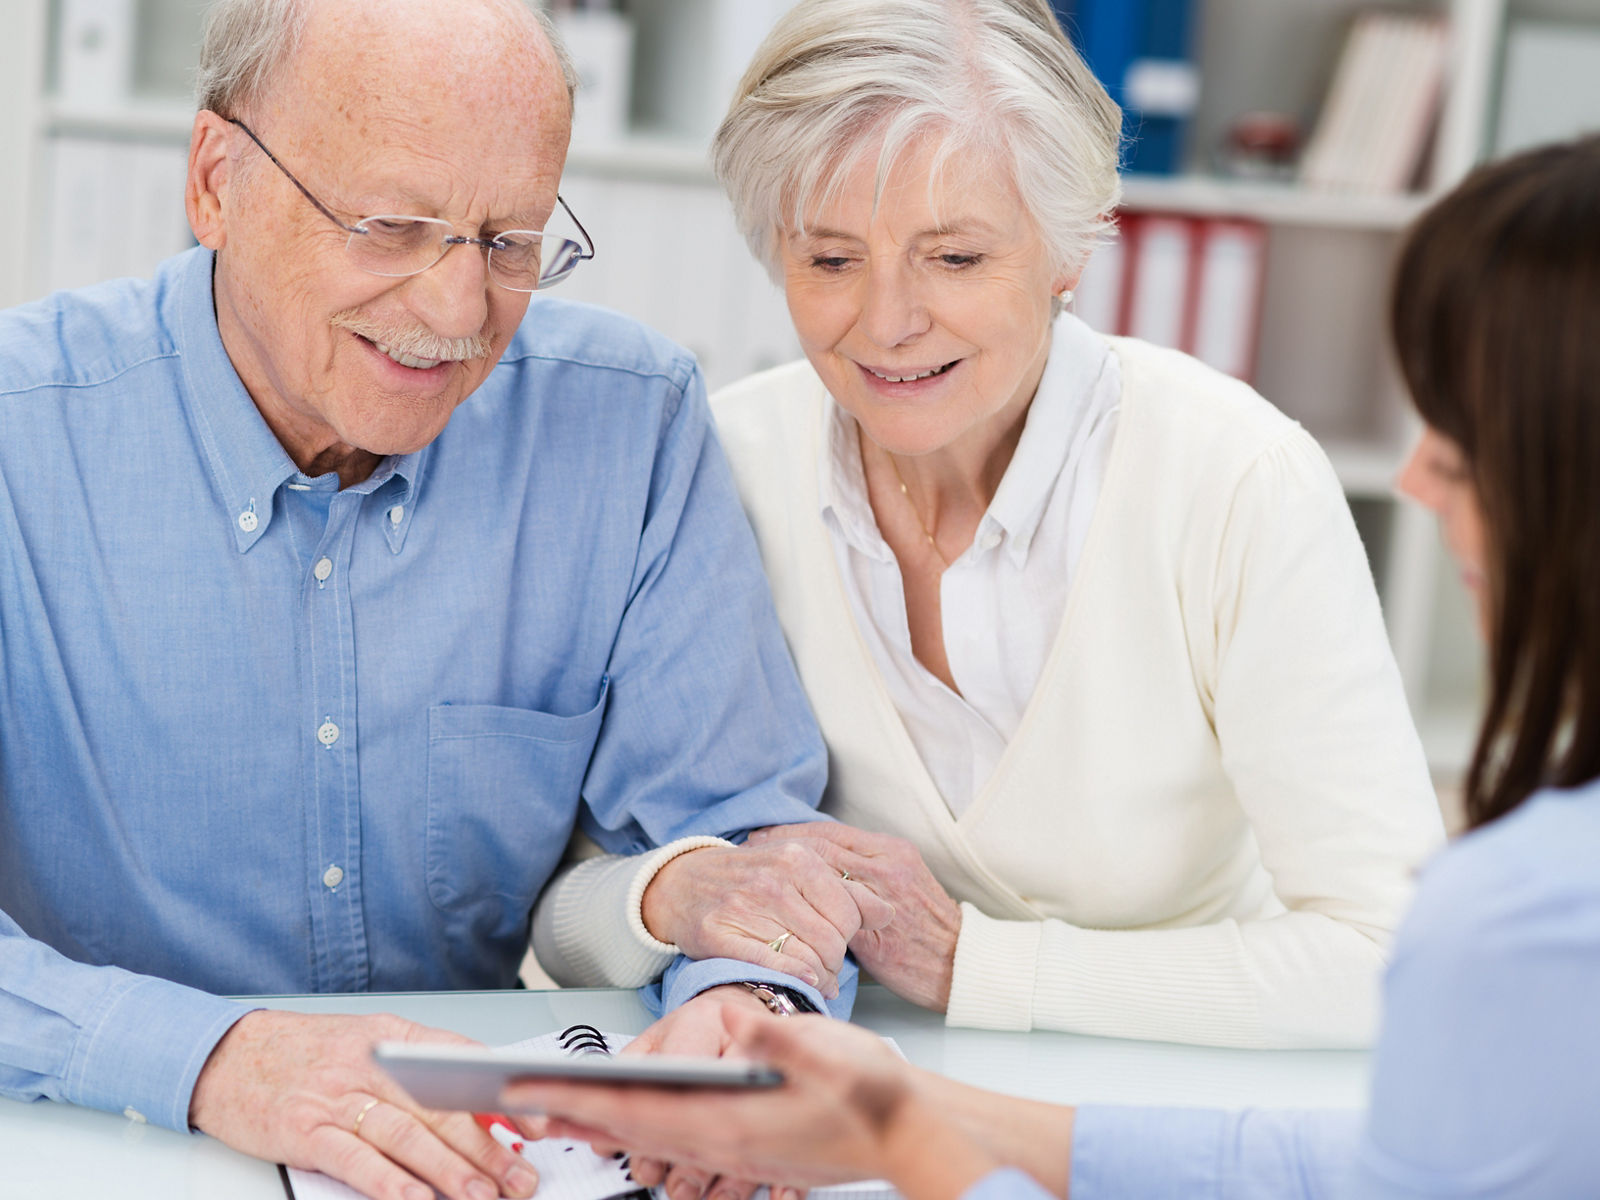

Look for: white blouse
[819,314,1122,813]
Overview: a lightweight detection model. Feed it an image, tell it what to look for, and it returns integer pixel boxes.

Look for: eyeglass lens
[346,216,585,291]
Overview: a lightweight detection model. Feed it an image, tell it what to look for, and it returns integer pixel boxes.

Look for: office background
[2,0,1599,823]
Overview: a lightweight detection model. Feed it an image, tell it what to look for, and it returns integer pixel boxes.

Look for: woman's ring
[840,869,852,882]
[352,1097,380,1139]
[767,931,791,954]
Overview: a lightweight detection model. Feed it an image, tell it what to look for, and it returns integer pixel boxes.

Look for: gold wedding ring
[767,931,792,954]
[352,1097,380,1139]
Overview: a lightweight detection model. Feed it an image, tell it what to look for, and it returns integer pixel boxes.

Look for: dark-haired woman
[507,134,1600,1199]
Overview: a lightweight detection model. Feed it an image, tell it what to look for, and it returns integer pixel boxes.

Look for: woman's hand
[747,825,962,1012]
[505,1008,998,1200]
[641,838,895,1000]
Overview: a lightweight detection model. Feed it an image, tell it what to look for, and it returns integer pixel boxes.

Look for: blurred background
[3,0,1599,814]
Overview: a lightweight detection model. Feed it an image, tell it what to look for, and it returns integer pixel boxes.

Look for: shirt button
[123,1107,147,1124]
[388,505,404,525]
[323,865,344,889]
[238,510,259,533]
[313,557,333,582]
[981,532,1001,550]
[317,721,340,746]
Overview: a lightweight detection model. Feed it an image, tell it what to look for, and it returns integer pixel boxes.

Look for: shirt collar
[817,396,895,563]
[817,312,1118,569]
[983,312,1117,567]
[168,249,427,554]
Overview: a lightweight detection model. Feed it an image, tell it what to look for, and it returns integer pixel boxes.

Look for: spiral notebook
[282,1025,899,1200]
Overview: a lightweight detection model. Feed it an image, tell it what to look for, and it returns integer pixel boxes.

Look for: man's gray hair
[712,0,1122,283]
[195,0,577,117]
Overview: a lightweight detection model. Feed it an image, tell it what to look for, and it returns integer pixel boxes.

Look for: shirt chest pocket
[425,678,609,931]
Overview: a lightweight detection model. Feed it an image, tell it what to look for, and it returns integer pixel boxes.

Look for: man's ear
[187,110,236,250]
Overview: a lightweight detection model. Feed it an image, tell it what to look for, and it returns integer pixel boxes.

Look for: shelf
[32,103,1441,230]
[42,97,195,141]
[1119,174,1433,231]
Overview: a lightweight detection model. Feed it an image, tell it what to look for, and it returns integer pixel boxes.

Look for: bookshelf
[4,0,1597,775]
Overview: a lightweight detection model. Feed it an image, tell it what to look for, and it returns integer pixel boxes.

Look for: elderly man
[0,1,885,1197]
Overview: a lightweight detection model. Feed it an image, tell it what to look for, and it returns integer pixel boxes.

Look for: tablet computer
[373,1042,784,1112]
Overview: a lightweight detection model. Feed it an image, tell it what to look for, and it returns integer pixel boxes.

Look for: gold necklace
[887,454,950,568]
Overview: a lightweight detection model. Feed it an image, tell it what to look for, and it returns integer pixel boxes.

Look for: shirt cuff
[946,903,1041,1031]
[62,972,256,1133]
[649,956,832,1019]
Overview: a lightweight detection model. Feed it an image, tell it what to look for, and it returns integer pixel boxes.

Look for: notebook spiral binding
[559,1024,613,1057]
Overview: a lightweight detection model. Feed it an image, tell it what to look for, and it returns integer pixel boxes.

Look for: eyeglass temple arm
[556,194,596,261]
[224,116,368,236]
[228,114,595,260]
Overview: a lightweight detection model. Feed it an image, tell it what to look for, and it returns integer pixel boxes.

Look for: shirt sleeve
[961,1167,1062,1200]
[1069,1105,1361,1199]
[1350,816,1600,1197]
[524,361,843,1016]
[947,428,1445,1047]
[0,907,254,1132]
[566,359,830,864]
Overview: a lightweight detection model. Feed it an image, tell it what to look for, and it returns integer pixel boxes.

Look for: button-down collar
[168,250,426,554]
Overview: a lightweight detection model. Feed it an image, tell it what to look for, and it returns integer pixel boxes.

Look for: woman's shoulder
[1098,336,1335,510]
[1402,781,1600,956]
[1105,336,1299,451]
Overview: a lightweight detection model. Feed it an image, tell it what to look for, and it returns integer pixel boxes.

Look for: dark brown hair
[1390,135,1600,828]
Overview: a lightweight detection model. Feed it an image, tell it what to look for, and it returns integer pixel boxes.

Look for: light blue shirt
[961,781,1600,1199]
[0,248,842,1132]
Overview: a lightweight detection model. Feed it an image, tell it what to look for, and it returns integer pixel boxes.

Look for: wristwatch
[738,980,807,1016]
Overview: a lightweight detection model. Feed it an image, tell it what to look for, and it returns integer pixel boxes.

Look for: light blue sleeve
[1350,803,1600,1197]
[0,908,254,1132]
[641,953,857,1020]
[575,361,830,858]
[961,1167,1061,1200]
[1070,1105,1361,1199]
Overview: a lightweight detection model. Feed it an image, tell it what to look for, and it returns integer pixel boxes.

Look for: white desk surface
[0,985,1368,1200]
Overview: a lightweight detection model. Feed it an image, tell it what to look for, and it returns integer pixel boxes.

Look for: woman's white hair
[712,0,1122,286]
[195,0,576,118]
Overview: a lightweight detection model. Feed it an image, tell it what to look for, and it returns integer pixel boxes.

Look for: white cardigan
[706,339,1443,1048]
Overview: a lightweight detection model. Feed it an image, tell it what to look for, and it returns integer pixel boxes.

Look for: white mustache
[330,310,493,363]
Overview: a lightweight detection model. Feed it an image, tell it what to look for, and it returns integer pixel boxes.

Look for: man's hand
[188,1009,540,1200]
[618,986,774,1200]
[641,839,894,999]
[747,825,961,1012]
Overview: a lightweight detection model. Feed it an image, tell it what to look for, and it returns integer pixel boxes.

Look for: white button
[123,1107,147,1124]
[388,505,404,525]
[322,865,344,889]
[981,532,1001,550]
[238,510,259,533]
[317,721,340,746]
[313,557,333,582]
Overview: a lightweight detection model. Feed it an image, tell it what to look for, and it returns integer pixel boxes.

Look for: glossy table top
[0,985,1369,1199]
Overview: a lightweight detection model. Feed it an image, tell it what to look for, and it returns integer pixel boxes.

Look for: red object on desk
[474,1111,526,1154]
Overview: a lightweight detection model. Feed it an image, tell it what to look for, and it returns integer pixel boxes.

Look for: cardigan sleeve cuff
[532,837,731,987]
[946,902,1042,1031]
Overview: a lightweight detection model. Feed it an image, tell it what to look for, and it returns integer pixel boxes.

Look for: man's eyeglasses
[227,118,595,292]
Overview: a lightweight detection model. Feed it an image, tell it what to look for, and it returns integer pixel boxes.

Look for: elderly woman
[534,0,1442,1050]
